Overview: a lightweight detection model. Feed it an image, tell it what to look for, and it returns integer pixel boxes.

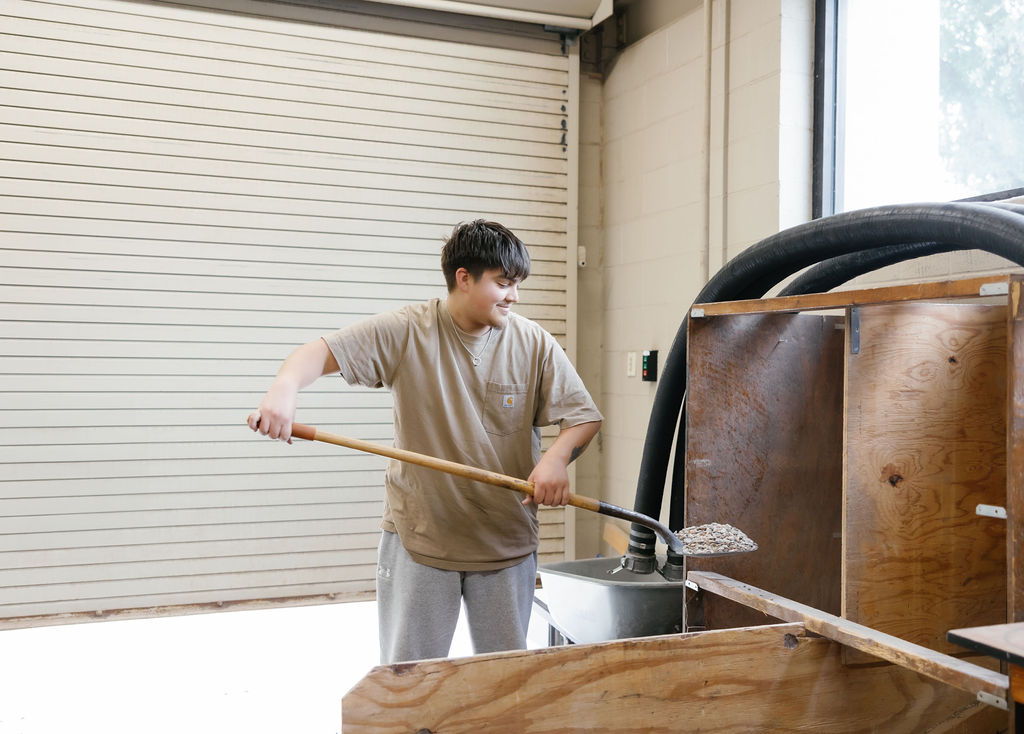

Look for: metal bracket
[976,504,1007,519]
[685,579,700,592]
[691,308,705,318]
[849,307,861,354]
[979,282,1010,297]
[976,690,1008,710]
[544,26,580,53]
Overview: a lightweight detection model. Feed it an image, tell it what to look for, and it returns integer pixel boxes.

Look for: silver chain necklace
[447,308,493,366]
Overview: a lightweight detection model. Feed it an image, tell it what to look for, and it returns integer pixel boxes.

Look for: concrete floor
[0,599,550,734]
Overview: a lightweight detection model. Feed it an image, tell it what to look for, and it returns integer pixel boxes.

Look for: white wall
[575,0,814,556]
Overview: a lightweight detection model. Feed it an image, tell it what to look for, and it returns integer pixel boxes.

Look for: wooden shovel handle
[285,422,691,554]
[289,422,602,512]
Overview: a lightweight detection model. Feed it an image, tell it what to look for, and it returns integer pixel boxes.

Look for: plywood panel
[685,313,845,629]
[844,302,1008,653]
[343,623,1007,733]
[1008,280,1024,623]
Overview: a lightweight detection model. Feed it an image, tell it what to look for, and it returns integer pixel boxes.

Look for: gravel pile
[676,522,757,556]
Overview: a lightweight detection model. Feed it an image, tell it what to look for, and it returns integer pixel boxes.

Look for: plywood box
[341,276,1023,733]
[685,276,1017,651]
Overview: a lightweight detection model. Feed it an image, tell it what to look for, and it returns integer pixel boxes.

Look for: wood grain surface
[948,621,1024,667]
[1008,280,1024,622]
[342,622,1006,733]
[844,302,1008,654]
[691,571,1007,700]
[685,312,845,629]
[692,274,1010,317]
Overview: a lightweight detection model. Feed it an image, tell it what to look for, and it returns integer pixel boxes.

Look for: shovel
[284,422,754,558]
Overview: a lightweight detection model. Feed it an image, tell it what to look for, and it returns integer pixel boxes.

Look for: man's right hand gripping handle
[247,337,337,444]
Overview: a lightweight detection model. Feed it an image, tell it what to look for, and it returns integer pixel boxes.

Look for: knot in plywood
[881,464,905,488]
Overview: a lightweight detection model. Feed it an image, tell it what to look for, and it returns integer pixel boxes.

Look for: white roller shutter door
[0,0,576,625]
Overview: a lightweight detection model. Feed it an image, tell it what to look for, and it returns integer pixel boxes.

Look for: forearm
[249,337,338,440]
[526,420,601,506]
[545,420,602,467]
[272,337,339,392]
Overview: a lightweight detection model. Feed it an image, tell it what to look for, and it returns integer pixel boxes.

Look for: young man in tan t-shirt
[249,220,602,663]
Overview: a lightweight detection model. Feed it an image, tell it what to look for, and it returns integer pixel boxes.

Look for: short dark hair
[440,219,531,291]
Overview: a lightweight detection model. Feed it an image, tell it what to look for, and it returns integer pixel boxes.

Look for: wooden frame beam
[690,274,1015,317]
[689,570,1008,702]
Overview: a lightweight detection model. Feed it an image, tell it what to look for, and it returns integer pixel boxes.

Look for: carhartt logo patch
[502,394,515,408]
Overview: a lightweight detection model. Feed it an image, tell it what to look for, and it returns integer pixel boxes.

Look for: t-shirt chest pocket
[483,382,529,436]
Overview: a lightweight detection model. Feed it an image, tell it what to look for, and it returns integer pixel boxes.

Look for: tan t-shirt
[322,298,602,571]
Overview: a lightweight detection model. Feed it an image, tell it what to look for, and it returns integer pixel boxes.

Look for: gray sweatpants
[376,530,537,664]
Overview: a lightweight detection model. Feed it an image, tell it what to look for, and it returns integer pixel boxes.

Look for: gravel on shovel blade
[675,522,757,556]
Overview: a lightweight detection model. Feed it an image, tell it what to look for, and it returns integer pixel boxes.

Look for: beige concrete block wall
[599,7,707,555]
[572,70,606,556]
[576,0,814,557]
[574,0,1016,559]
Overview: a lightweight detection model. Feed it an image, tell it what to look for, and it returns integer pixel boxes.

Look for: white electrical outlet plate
[626,352,637,377]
